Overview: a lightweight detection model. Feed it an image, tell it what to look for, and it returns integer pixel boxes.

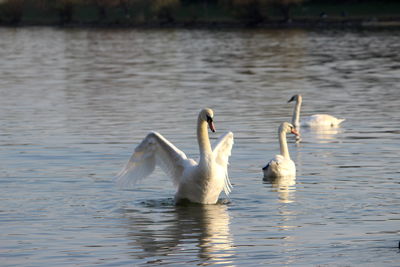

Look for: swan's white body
[263,155,296,178]
[114,108,234,205]
[289,94,345,128]
[303,114,345,127]
[263,122,298,179]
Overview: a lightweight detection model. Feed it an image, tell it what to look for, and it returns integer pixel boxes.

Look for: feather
[213,131,234,195]
[114,131,189,188]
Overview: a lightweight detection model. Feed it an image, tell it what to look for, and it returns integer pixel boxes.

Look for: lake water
[1,27,399,266]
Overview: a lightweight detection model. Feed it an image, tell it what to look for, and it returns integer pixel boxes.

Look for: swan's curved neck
[197,116,212,162]
[292,97,302,129]
[279,129,290,159]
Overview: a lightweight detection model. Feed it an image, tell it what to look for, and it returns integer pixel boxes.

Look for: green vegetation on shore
[1,0,400,28]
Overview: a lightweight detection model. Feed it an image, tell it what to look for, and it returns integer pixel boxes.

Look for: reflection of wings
[212,132,234,195]
[194,205,234,259]
[114,131,193,188]
[122,203,234,264]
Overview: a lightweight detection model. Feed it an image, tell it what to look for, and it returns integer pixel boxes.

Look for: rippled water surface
[1,27,400,266]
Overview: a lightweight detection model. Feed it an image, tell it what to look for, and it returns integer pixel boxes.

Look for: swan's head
[288,94,302,103]
[200,108,216,132]
[280,122,300,136]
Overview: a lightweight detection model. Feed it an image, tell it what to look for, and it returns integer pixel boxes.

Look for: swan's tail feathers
[337,118,346,125]
[114,135,157,188]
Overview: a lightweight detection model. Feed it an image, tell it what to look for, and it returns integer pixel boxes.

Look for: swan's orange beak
[291,128,300,136]
[208,120,216,132]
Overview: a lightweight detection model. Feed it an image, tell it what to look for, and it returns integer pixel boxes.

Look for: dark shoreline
[2,0,400,31]
[2,18,400,30]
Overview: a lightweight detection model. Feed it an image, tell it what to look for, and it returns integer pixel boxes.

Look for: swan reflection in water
[307,126,343,144]
[121,201,235,265]
[264,176,296,204]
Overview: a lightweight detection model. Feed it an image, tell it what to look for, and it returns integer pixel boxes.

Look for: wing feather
[212,132,234,195]
[114,131,190,188]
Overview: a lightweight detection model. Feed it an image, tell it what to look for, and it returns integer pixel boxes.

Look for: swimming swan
[288,94,345,128]
[114,108,234,205]
[263,122,299,179]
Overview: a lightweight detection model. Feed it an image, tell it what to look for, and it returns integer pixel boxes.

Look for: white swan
[114,108,234,205]
[288,94,345,128]
[263,122,299,179]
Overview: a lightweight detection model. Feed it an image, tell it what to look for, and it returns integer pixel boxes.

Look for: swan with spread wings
[114,108,234,205]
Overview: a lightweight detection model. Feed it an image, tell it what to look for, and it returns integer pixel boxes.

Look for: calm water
[1,27,400,266]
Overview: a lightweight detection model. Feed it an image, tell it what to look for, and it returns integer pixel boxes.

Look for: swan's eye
[206,115,213,123]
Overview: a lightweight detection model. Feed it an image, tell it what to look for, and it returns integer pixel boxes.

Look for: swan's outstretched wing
[212,132,234,195]
[114,131,191,188]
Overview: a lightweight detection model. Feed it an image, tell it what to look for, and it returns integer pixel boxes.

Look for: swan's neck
[197,116,212,163]
[292,97,302,129]
[279,130,290,159]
